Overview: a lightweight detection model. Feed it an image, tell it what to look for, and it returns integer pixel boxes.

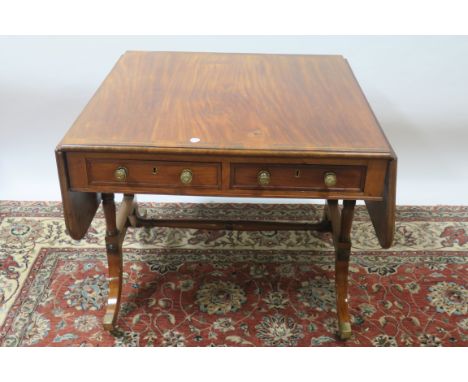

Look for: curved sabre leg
[327,200,356,340]
[335,252,352,340]
[102,193,123,335]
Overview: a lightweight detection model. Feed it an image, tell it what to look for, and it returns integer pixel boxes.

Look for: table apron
[64,151,388,200]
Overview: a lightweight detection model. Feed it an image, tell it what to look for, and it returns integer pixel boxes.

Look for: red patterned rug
[0,201,467,346]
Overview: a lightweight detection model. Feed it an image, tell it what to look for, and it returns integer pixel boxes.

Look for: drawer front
[231,163,366,191]
[86,159,221,189]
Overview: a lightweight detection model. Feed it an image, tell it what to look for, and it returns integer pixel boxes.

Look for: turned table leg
[327,199,356,340]
[102,193,136,334]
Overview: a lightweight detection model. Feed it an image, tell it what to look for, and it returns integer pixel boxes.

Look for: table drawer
[230,163,366,191]
[85,159,221,189]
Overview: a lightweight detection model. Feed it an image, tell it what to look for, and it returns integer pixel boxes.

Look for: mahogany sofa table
[56,51,397,340]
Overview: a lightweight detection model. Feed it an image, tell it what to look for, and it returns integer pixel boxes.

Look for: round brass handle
[114,166,128,182]
[180,169,193,185]
[257,170,271,186]
[324,172,337,187]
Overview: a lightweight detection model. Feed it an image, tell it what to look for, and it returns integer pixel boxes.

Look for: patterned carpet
[0,201,467,347]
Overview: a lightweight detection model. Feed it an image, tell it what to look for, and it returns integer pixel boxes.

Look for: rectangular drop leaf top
[58,51,395,158]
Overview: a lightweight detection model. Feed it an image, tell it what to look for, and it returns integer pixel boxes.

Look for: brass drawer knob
[180,169,193,184]
[114,166,128,182]
[324,172,337,187]
[257,170,271,186]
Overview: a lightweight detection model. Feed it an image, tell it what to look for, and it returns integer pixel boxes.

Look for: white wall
[1,36,467,204]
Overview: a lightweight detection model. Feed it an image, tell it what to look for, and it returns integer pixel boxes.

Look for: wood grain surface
[59,51,394,157]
